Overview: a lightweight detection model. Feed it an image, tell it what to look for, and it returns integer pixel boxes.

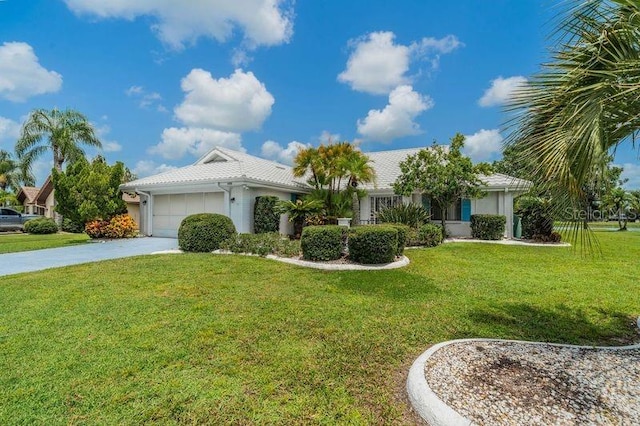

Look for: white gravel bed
[423,340,640,425]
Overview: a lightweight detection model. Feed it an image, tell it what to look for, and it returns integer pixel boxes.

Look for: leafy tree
[603,187,633,231]
[506,0,640,242]
[0,150,34,193]
[52,156,128,229]
[393,133,491,239]
[0,190,20,209]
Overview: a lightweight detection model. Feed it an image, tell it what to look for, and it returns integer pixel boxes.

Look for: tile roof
[121,146,307,190]
[17,186,40,203]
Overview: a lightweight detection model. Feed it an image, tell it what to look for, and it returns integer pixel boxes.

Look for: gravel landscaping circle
[408,335,640,426]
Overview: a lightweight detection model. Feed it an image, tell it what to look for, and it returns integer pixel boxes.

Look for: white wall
[250,188,294,235]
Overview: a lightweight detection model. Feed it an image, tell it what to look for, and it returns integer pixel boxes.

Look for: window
[424,197,471,221]
[370,195,403,223]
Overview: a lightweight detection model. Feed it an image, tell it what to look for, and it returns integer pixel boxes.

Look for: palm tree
[505,0,640,244]
[0,150,34,193]
[340,150,376,226]
[16,108,101,223]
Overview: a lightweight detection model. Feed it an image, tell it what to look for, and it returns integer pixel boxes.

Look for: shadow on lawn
[464,303,638,346]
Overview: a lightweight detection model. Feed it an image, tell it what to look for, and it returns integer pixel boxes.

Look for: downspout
[136,190,153,236]
[216,183,232,216]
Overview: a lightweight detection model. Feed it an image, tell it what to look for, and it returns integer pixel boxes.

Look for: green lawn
[587,221,640,229]
[1,231,638,424]
[0,232,90,254]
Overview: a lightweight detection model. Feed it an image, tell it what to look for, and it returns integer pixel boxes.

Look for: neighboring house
[123,192,140,228]
[121,146,530,239]
[17,176,55,217]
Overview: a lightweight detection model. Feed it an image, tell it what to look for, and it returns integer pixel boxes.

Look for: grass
[0,231,638,424]
[0,232,90,254]
[587,221,640,229]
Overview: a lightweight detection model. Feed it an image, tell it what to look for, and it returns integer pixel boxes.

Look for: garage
[152,192,225,238]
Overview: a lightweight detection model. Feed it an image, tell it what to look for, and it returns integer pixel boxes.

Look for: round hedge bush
[470,214,506,240]
[348,225,398,264]
[178,213,236,252]
[24,217,58,234]
[300,225,345,261]
[418,223,443,247]
[386,223,410,256]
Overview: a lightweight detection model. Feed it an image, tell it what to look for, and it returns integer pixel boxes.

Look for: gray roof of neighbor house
[121,146,308,191]
[361,146,531,191]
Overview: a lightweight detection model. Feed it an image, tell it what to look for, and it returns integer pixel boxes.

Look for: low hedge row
[348,225,398,264]
[220,232,300,257]
[178,213,236,252]
[385,223,410,256]
[470,214,506,240]
[415,223,442,247]
[24,217,58,234]
[300,225,345,261]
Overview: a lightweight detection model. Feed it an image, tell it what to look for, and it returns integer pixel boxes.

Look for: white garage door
[152,193,225,238]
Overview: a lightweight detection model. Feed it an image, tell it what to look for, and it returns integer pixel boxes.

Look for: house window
[370,195,403,223]
[425,197,471,221]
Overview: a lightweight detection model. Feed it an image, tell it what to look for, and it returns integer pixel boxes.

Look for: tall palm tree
[16,108,101,174]
[505,0,640,245]
[16,108,101,223]
[341,150,376,226]
[0,149,34,193]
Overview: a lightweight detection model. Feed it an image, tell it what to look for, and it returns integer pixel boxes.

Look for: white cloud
[478,76,527,107]
[174,68,274,132]
[463,129,504,162]
[132,160,177,178]
[94,125,123,153]
[620,163,640,189]
[356,85,433,142]
[125,85,166,111]
[261,140,309,165]
[0,42,62,102]
[338,32,462,95]
[149,127,243,160]
[102,141,122,153]
[0,116,21,147]
[318,130,341,144]
[64,0,293,51]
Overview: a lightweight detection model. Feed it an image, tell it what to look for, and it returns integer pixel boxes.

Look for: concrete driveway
[0,237,179,277]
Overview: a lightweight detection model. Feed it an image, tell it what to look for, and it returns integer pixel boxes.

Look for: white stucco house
[120,146,530,238]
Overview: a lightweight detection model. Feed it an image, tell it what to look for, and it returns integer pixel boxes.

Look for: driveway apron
[0,237,178,277]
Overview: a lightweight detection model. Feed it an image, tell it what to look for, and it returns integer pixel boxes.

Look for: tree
[506,0,640,241]
[0,150,34,193]
[603,187,632,231]
[393,133,491,239]
[52,156,128,229]
[292,142,375,219]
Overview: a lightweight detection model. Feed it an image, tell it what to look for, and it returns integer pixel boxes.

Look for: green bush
[24,217,58,234]
[220,233,301,257]
[62,218,85,233]
[178,213,237,252]
[254,196,280,234]
[417,223,443,247]
[377,202,430,228]
[348,225,398,264]
[300,225,345,261]
[516,196,554,239]
[470,214,506,240]
[386,223,410,256]
[533,231,562,243]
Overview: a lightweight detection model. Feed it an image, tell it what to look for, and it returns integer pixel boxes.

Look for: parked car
[0,208,42,231]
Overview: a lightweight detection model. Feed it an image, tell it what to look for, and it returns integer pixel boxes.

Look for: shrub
[470,214,506,240]
[85,219,109,238]
[220,233,301,257]
[348,225,398,264]
[417,223,443,247]
[516,196,554,239]
[377,202,430,228]
[300,225,345,261]
[24,217,58,234]
[533,231,562,243]
[254,196,280,234]
[103,214,138,239]
[62,218,84,233]
[178,213,237,252]
[385,223,410,256]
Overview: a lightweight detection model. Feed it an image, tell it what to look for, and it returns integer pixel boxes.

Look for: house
[17,176,55,217]
[122,192,141,228]
[120,146,530,239]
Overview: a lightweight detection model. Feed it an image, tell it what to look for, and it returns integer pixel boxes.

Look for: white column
[504,190,514,238]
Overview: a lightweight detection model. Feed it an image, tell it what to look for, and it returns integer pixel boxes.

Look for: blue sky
[0,0,638,188]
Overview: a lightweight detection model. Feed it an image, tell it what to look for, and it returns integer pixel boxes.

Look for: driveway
[0,237,179,277]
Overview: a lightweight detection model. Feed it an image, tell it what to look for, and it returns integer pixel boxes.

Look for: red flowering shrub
[84,214,137,239]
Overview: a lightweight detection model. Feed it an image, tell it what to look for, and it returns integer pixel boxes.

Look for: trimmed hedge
[470,214,506,240]
[417,223,442,247]
[254,196,280,234]
[348,225,398,264]
[24,217,58,234]
[386,223,410,256]
[178,213,236,252]
[300,225,345,261]
[516,196,554,239]
[220,232,301,257]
